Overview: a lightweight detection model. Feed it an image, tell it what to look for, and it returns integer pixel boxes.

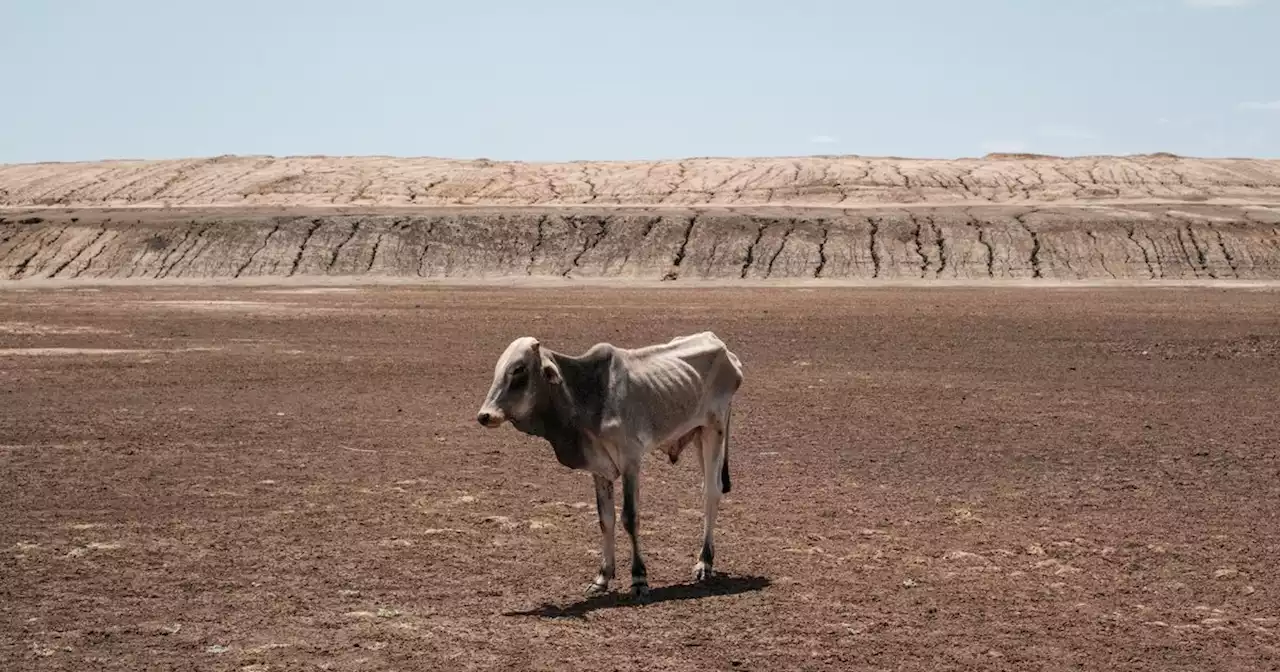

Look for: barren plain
[2,285,1279,671]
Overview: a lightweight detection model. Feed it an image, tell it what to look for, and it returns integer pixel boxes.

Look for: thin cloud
[1184,0,1255,7]
[808,135,839,144]
[1156,116,1195,129]
[1238,100,1280,111]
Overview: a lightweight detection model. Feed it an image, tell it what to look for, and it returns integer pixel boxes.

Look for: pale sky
[1,0,1277,163]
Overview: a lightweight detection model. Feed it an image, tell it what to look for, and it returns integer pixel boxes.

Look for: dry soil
[2,285,1278,670]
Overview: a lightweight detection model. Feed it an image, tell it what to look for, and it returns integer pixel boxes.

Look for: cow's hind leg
[586,475,616,596]
[621,465,650,599]
[694,418,726,583]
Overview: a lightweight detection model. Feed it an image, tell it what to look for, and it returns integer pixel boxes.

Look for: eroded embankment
[3,205,1279,282]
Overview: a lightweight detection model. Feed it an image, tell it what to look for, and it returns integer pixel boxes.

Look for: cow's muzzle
[476,409,504,428]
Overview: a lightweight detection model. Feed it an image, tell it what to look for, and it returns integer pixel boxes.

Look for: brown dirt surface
[2,285,1279,670]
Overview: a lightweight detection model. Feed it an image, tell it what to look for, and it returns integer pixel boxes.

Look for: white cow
[476,331,744,598]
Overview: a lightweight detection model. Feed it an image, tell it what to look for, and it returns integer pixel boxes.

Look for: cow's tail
[720,404,733,494]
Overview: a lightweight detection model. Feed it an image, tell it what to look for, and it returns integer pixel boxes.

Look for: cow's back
[650,331,742,396]
[603,332,741,448]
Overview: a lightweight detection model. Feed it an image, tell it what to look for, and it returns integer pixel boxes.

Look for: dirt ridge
[4,154,1280,283]
[2,205,1279,282]
[4,153,1280,210]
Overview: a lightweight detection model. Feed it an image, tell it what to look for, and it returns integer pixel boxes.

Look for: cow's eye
[508,365,528,389]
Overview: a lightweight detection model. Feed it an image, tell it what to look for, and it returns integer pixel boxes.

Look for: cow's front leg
[586,474,615,596]
[621,465,650,599]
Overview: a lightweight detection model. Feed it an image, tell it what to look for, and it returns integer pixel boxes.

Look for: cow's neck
[524,348,611,470]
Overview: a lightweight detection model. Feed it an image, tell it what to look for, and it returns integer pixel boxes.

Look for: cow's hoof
[584,581,610,597]
[629,583,651,602]
[693,563,714,584]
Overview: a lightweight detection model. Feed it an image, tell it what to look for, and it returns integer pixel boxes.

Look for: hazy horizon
[3,0,1278,164]
[5,150,1272,167]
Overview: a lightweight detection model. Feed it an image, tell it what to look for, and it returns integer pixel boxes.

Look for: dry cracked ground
[1,285,1278,671]
[2,153,1280,284]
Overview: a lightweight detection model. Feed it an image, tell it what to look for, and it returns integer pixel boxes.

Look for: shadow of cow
[502,574,772,620]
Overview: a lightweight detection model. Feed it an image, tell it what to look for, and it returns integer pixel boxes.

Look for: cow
[475,331,744,599]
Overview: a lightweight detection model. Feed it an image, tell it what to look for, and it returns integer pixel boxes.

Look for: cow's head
[476,336,562,428]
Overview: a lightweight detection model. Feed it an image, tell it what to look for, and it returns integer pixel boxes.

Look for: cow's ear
[541,357,562,385]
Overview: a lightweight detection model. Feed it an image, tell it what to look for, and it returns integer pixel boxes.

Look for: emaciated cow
[475,331,744,598]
